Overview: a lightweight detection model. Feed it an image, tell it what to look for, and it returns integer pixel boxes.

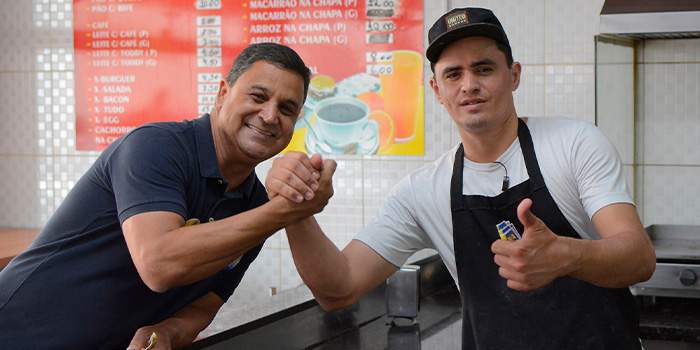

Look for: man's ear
[511,62,522,92]
[216,80,230,108]
[429,77,443,105]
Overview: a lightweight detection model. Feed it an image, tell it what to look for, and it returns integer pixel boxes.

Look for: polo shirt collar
[194,114,256,197]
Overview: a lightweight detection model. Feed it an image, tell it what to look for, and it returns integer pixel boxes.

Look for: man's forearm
[159,305,213,349]
[285,215,400,311]
[563,230,656,288]
[285,217,359,310]
[129,293,223,349]
[128,194,330,292]
[565,202,657,289]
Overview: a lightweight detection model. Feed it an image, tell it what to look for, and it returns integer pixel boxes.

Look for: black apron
[450,119,640,350]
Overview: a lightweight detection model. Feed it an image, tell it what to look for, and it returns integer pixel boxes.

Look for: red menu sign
[74,0,424,153]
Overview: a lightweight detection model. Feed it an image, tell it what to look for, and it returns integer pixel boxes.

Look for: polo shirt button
[209,217,215,222]
[217,179,223,185]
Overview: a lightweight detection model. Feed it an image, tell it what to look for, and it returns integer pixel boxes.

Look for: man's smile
[460,98,487,109]
[246,124,275,137]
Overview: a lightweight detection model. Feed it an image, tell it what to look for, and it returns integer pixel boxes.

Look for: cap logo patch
[445,10,469,30]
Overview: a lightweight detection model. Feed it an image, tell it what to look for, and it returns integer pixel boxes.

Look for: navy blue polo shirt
[0,114,269,349]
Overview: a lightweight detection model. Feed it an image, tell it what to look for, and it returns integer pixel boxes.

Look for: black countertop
[639,296,700,343]
[310,285,462,350]
[185,254,460,350]
[186,281,462,350]
[186,255,700,349]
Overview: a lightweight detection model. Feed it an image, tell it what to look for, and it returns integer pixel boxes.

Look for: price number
[198,27,221,37]
[197,73,222,83]
[366,20,395,32]
[197,16,221,26]
[198,105,215,115]
[366,64,393,75]
[198,95,216,104]
[198,57,222,67]
[367,0,395,8]
[198,47,222,57]
[198,83,219,93]
[366,51,393,63]
[197,37,221,47]
[196,0,221,10]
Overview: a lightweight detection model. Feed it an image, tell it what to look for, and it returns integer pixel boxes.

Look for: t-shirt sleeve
[354,176,433,268]
[571,122,634,218]
[106,126,191,224]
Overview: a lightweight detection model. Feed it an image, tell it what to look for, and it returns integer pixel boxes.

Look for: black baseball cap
[426,7,511,64]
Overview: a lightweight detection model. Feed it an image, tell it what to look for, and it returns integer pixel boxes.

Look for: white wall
[634,38,700,226]
[2,0,698,309]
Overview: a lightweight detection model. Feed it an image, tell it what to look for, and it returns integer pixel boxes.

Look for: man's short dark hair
[226,43,311,102]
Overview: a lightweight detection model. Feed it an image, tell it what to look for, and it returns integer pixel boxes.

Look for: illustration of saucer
[304,122,379,155]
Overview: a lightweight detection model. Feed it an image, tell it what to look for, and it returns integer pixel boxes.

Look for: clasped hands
[265,151,337,216]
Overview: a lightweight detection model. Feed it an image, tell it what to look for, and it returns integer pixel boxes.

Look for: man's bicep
[122,211,185,285]
[590,203,645,239]
[588,202,656,285]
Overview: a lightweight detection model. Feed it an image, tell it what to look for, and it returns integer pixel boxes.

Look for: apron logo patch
[497,220,521,241]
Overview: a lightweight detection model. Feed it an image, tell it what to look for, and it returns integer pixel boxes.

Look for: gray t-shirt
[355,117,633,284]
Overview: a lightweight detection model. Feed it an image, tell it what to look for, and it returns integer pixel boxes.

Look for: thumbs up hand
[491,198,571,291]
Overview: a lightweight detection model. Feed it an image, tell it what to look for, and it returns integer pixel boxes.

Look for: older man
[0,43,334,349]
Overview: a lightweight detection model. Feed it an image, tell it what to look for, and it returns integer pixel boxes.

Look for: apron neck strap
[450,144,466,210]
[450,118,544,211]
[517,118,544,185]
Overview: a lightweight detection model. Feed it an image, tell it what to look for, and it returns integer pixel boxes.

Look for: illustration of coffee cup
[313,97,378,148]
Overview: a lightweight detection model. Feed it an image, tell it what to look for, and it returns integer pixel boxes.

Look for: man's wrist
[558,236,585,279]
[158,318,184,346]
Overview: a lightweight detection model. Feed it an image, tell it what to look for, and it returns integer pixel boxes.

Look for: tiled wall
[595,37,636,198]
[3,0,697,309]
[635,38,700,226]
[595,36,700,228]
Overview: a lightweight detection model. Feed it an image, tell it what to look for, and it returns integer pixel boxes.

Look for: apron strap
[451,119,542,213]
[517,118,545,188]
[450,145,466,212]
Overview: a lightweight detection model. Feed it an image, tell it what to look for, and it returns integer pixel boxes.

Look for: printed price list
[196,12,223,115]
[78,1,156,147]
[74,0,422,150]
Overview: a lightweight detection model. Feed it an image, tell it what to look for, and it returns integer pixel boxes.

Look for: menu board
[74,0,424,155]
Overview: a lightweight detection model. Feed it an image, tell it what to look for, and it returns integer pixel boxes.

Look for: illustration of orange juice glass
[379,50,422,143]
